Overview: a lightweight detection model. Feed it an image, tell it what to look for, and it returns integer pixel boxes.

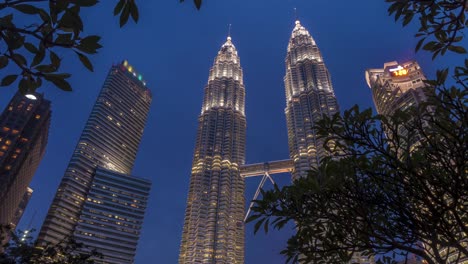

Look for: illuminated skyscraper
[365,61,429,117]
[366,62,466,264]
[179,35,246,263]
[0,92,50,228]
[284,21,375,264]
[38,61,152,263]
[284,20,339,180]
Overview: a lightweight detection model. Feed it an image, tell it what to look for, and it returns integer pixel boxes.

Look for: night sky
[0,0,462,263]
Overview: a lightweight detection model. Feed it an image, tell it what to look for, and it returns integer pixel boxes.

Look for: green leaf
[0,14,14,27]
[415,38,425,52]
[31,45,45,67]
[77,35,102,54]
[50,51,61,68]
[0,56,8,69]
[253,218,265,235]
[35,64,56,73]
[13,4,40,14]
[24,42,38,54]
[1,75,18,86]
[76,0,99,7]
[44,74,72,91]
[75,52,93,72]
[194,0,202,9]
[113,0,125,16]
[130,1,139,22]
[422,41,437,51]
[119,4,131,27]
[55,33,73,45]
[447,45,467,54]
[12,54,27,66]
[18,78,33,95]
[38,9,50,22]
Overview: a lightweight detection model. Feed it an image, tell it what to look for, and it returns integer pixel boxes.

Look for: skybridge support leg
[244,172,276,222]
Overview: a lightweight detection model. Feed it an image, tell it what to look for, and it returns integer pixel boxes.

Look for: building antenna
[228,24,232,38]
[294,7,298,21]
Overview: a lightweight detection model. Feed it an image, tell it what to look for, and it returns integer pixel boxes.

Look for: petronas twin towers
[179,20,339,263]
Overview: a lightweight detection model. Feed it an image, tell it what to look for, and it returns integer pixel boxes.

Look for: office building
[179,35,246,264]
[0,92,50,228]
[284,20,340,180]
[38,61,152,264]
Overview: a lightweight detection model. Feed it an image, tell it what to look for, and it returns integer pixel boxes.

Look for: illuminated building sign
[389,65,408,77]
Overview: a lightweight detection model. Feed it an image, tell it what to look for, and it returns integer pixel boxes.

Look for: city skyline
[0,1,454,263]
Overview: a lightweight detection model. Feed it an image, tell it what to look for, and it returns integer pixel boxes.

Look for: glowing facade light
[25,94,37,100]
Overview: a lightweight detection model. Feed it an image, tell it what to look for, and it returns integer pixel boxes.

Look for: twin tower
[179,20,340,263]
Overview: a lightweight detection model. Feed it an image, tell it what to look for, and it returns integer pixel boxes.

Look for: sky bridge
[240,159,294,222]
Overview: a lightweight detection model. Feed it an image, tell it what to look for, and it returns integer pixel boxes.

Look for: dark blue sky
[0,0,462,263]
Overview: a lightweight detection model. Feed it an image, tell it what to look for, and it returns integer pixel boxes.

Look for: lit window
[5,165,11,170]
[2,127,10,132]
[35,115,41,119]
[5,140,11,145]
[1,146,7,151]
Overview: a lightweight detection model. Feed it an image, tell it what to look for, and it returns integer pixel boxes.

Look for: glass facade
[284,20,339,180]
[38,61,152,263]
[0,92,50,228]
[73,167,151,264]
[179,36,246,264]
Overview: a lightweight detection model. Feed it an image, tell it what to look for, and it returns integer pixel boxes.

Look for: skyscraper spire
[179,35,246,264]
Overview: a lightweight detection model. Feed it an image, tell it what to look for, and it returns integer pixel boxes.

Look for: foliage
[247,86,468,264]
[0,225,101,264]
[387,0,467,59]
[0,0,202,94]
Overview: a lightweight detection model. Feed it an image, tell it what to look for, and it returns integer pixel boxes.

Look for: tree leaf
[35,64,56,73]
[119,4,131,27]
[75,0,99,7]
[31,45,45,67]
[194,0,202,10]
[77,35,102,54]
[1,75,18,86]
[114,0,125,16]
[44,74,72,91]
[24,42,38,54]
[130,1,139,22]
[50,51,61,68]
[447,45,467,54]
[0,56,8,69]
[12,54,27,66]
[12,4,40,14]
[18,77,33,95]
[75,52,93,72]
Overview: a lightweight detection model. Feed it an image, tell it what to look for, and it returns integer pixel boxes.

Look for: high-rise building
[179,35,246,264]
[284,20,375,264]
[0,92,50,228]
[366,62,466,264]
[10,187,33,228]
[38,61,152,263]
[365,61,429,117]
[284,20,340,180]
[73,167,151,264]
